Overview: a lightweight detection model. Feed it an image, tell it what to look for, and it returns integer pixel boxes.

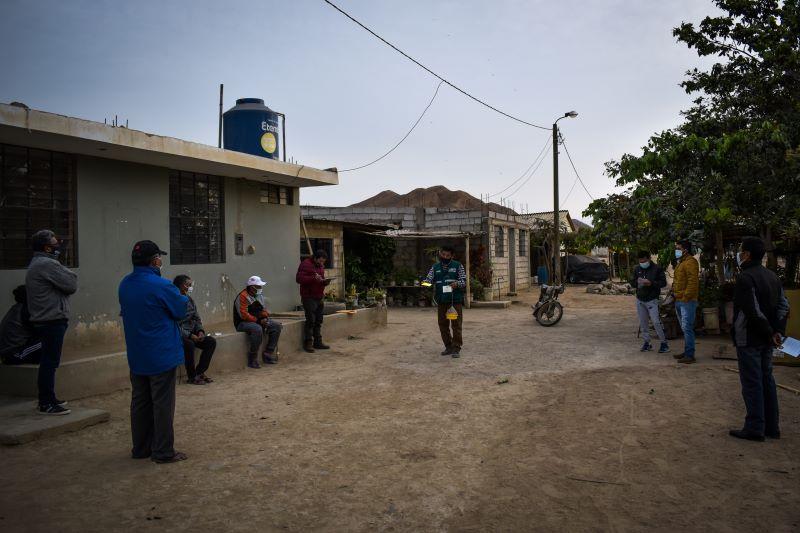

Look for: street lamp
[552,111,578,284]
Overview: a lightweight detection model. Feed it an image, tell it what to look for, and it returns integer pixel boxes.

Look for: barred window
[260,184,294,205]
[519,229,527,256]
[300,238,334,268]
[494,225,505,257]
[169,171,225,264]
[0,144,77,269]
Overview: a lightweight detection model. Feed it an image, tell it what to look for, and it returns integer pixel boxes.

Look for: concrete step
[0,397,109,445]
[470,300,511,309]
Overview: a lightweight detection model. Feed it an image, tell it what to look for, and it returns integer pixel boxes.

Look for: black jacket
[732,262,790,347]
[631,263,667,302]
[178,296,204,338]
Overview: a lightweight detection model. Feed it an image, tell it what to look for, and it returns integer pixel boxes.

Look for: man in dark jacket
[173,275,216,385]
[424,245,467,358]
[119,240,188,463]
[26,229,77,415]
[729,236,790,442]
[0,286,42,365]
[631,251,669,353]
[296,250,333,353]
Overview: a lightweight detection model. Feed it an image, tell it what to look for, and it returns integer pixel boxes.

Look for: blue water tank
[223,98,280,159]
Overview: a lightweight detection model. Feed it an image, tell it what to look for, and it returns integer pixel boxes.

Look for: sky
[0,0,718,221]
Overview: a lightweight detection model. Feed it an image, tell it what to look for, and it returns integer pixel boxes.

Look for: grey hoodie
[25,252,78,323]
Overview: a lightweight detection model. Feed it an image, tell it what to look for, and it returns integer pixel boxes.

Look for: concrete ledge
[0,306,387,401]
[470,300,511,309]
[0,399,110,445]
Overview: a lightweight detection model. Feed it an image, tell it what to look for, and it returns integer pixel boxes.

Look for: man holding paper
[729,236,790,442]
[424,245,467,358]
[296,249,333,353]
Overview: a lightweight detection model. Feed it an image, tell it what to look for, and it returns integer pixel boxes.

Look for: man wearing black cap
[119,240,189,463]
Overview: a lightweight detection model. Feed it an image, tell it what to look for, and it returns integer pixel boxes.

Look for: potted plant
[699,279,722,334]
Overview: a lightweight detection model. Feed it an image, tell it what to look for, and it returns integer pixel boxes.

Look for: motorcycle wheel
[535,301,563,326]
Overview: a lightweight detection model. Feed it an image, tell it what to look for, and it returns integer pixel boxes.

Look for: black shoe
[247,359,261,369]
[262,352,278,364]
[766,431,781,440]
[677,356,696,364]
[152,451,188,464]
[729,429,765,442]
[304,341,316,353]
[313,341,330,350]
[54,398,68,407]
[441,347,452,356]
[39,403,71,416]
[451,349,461,358]
[673,352,685,360]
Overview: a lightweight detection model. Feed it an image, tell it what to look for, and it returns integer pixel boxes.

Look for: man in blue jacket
[119,240,189,463]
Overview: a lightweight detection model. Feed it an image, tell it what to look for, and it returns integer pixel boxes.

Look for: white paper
[778,337,800,358]
[442,285,453,293]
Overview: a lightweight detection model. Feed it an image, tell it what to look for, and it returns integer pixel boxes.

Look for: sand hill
[351,186,518,215]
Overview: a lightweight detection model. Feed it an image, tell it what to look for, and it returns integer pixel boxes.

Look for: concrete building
[301,205,531,298]
[0,102,338,353]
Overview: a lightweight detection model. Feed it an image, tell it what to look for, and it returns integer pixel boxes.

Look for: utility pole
[551,111,578,285]
[552,123,560,284]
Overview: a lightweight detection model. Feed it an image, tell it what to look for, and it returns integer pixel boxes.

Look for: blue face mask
[675,250,683,259]
[639,262,650,270]
[736,252,744,266]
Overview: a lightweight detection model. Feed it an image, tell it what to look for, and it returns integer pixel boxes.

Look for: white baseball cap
[247,275,267,287]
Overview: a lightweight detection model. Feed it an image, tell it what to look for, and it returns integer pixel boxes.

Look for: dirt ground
[2,288,799,532]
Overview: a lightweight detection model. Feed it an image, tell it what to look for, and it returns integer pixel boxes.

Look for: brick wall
[303,220,345,301]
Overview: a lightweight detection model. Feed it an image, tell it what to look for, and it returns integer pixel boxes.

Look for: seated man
[173,275,216,385]
[0,285,43,365]
[233,276,281,368]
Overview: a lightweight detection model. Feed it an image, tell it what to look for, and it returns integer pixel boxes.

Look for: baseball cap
[132,240,167,265]
[247,275,267,287]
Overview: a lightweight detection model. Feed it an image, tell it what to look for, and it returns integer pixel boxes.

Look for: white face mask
[255,288,263,295]
[639,262,650,270]
[187,285,194,294]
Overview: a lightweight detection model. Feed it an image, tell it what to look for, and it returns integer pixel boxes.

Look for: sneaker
[39,403,71,416]
[440,347,452,356]
[677,356,696,364]
[54,398,68,407]
[640,342,653,352]
[247,359,261,369]
[658,342,670,353]
[673,352,685,360]
[451,349,461,358]
[152,451,188,464]
[262,352,278,364]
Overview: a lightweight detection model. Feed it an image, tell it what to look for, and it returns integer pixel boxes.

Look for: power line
[488,135,551,198]
[505,144,550,199]
[339,80,444,172]
[322,0,550,131]
[560,136,595,201]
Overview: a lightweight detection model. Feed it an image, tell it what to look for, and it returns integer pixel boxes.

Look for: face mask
[675,250,683,259]
[255,288,263,295]
[639,262,650,270]
[736,252,744,266]
[187,286,194,294]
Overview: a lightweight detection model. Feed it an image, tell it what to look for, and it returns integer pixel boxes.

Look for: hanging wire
[322,0,550,130]
[488,135,551,198]
[560,136,595,200]
[339,80,444,172]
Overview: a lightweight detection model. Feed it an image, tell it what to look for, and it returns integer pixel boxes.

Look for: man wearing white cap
[233,275,282,368]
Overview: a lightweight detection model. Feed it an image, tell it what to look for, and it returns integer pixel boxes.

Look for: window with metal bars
[494,225,505,257]
[169,171,225,264]
[0,144,77,269]
[260,184,295,205]
[519,229,527,257]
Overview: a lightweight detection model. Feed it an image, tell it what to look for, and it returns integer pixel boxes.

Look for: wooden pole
[300,214,313,256]
[465,235,471,309]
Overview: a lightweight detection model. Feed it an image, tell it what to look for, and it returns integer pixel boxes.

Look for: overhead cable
[488,135,552,199]
[560,137,595,200]
[322,0,550,130]
[339,80,444,172]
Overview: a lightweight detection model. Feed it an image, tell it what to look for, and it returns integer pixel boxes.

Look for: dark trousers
[130,367,177,461]
[32,320,68,406]
[437,303,463,349]
[182,336,216,380]
[736,345,779,436]
[302,297,325,342]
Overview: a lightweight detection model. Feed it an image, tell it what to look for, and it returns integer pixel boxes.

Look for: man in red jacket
[296,250,332,353]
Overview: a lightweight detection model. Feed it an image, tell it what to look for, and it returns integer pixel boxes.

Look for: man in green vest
[424,245,467,358]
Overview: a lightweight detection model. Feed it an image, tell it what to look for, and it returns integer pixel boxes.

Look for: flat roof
[0,103,338,188]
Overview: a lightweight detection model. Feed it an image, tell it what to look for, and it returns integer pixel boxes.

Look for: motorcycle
[532,284,565,326]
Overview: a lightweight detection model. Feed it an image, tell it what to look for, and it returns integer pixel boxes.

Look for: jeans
[736,345,779,436]
[302,298,325,342]
[675,300,697,358]
[636,299,665,343]
[236,320,282,359]
[130,367,177,460]
[437,303,463,349]
[32,320,68,406]
[182,335,216,380]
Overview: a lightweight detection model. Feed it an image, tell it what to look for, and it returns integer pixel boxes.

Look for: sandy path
[1,289,798,532]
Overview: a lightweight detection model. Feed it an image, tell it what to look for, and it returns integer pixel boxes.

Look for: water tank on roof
[223,98,281,159]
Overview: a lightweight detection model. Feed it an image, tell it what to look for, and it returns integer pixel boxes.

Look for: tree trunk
[714,227,725,282]
[763,226,777,271]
